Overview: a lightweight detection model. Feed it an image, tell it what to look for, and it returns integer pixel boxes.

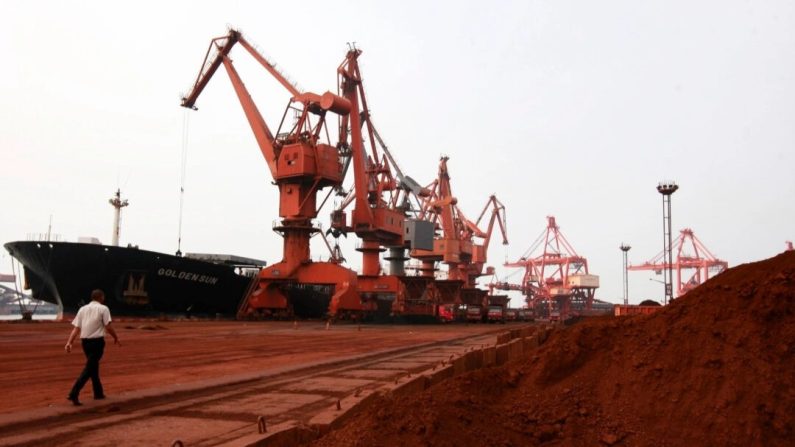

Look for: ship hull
[4,241,258,317]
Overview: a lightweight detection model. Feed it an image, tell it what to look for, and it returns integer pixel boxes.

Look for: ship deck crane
[494,216,599,320]
[628,228,728,299]
[180,29,362,319]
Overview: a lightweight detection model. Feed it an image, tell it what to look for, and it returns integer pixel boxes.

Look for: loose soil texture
[310,251,795,446]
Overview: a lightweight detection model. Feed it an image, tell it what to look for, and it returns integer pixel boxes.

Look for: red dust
[309,251,795,446]
[0,321,495,414]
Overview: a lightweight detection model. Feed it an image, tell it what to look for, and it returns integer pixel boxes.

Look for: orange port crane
[465,195,508,285]
[493,216,599,319]
[327,46,437,318]
[628,228,728,298]
[412,157,507,288]
[181,29,361,318]
[410,157,508,319]
[329,47,425,276]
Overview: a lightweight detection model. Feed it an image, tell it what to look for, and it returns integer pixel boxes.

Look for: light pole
[619,243,631,306]
[657,181,678,305]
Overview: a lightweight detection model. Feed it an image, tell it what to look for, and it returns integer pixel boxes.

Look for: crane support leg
[244,282,290,319]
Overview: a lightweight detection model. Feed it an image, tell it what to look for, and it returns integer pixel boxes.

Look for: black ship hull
[4,241,262,317]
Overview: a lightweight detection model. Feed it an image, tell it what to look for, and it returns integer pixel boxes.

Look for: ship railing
[25,233,65,242]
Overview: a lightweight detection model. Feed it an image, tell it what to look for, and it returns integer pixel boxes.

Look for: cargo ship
[3,191,267,318]
[4,241,267,318]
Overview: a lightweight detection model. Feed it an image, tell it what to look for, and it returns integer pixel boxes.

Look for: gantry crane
[493,216,599,320]
[328,46,436,318]
[181,29,362,318]
[465,195,509,285]
[628,228,728,298]
[411,157,508,317]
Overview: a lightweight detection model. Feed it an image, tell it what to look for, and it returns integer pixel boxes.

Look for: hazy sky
[2,1,793,306]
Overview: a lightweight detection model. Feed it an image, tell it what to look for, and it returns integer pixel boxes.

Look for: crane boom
[219,55,278,177]
[502,216,597,320]
[472,195,508,249]
[181,31,241,110]
[628,228,728,297]
[181,30,300,109]
[180,30,362,319]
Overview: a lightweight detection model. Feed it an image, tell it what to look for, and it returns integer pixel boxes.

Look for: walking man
[64,289,120,405]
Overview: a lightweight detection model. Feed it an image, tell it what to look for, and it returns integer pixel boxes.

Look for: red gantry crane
[181,29,362,319]
[628,228,728,298]
[411,157,508,319]
[492,216,599,320]
[328,46,437,319]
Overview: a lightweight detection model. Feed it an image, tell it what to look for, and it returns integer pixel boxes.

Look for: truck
[487,305,506,324]
[517,309,534,322]
[505,308,518,322]
[466,305,483,323]
[437,304,455,323]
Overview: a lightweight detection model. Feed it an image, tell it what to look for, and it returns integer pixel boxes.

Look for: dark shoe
[67,396,82,406]
[94,395,106,400]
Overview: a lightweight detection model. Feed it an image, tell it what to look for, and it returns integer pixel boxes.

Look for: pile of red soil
[310,251,795,446]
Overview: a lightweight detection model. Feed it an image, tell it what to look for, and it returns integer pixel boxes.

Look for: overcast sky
[2,1,793,306]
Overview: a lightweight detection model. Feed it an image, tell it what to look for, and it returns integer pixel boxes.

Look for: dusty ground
[4,251,792,446]
[0,320,500,415]
[310,251,795,447]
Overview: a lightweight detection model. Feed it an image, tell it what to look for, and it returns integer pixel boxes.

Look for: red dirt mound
[309,251,795,446]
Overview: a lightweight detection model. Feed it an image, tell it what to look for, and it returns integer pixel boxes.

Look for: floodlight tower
[657,181,678,305]
[619,243,631,306]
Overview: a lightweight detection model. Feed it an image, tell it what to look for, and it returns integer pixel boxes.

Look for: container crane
[628,228,728,298]
[494,216,599,320]
[180,29,361,318]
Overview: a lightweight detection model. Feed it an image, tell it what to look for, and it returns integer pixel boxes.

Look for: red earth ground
[0,321,498,415]
[309,251,795,447]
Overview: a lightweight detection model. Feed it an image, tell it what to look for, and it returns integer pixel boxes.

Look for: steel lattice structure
[492,216,599,320]
[628,228,728,299]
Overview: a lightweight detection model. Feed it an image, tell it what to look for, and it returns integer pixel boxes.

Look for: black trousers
[69,337,105,399]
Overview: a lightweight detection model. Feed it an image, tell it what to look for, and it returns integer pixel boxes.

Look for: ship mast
[109,189,129,246]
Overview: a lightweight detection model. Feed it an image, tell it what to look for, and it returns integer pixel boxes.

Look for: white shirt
[71,301,112,339]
